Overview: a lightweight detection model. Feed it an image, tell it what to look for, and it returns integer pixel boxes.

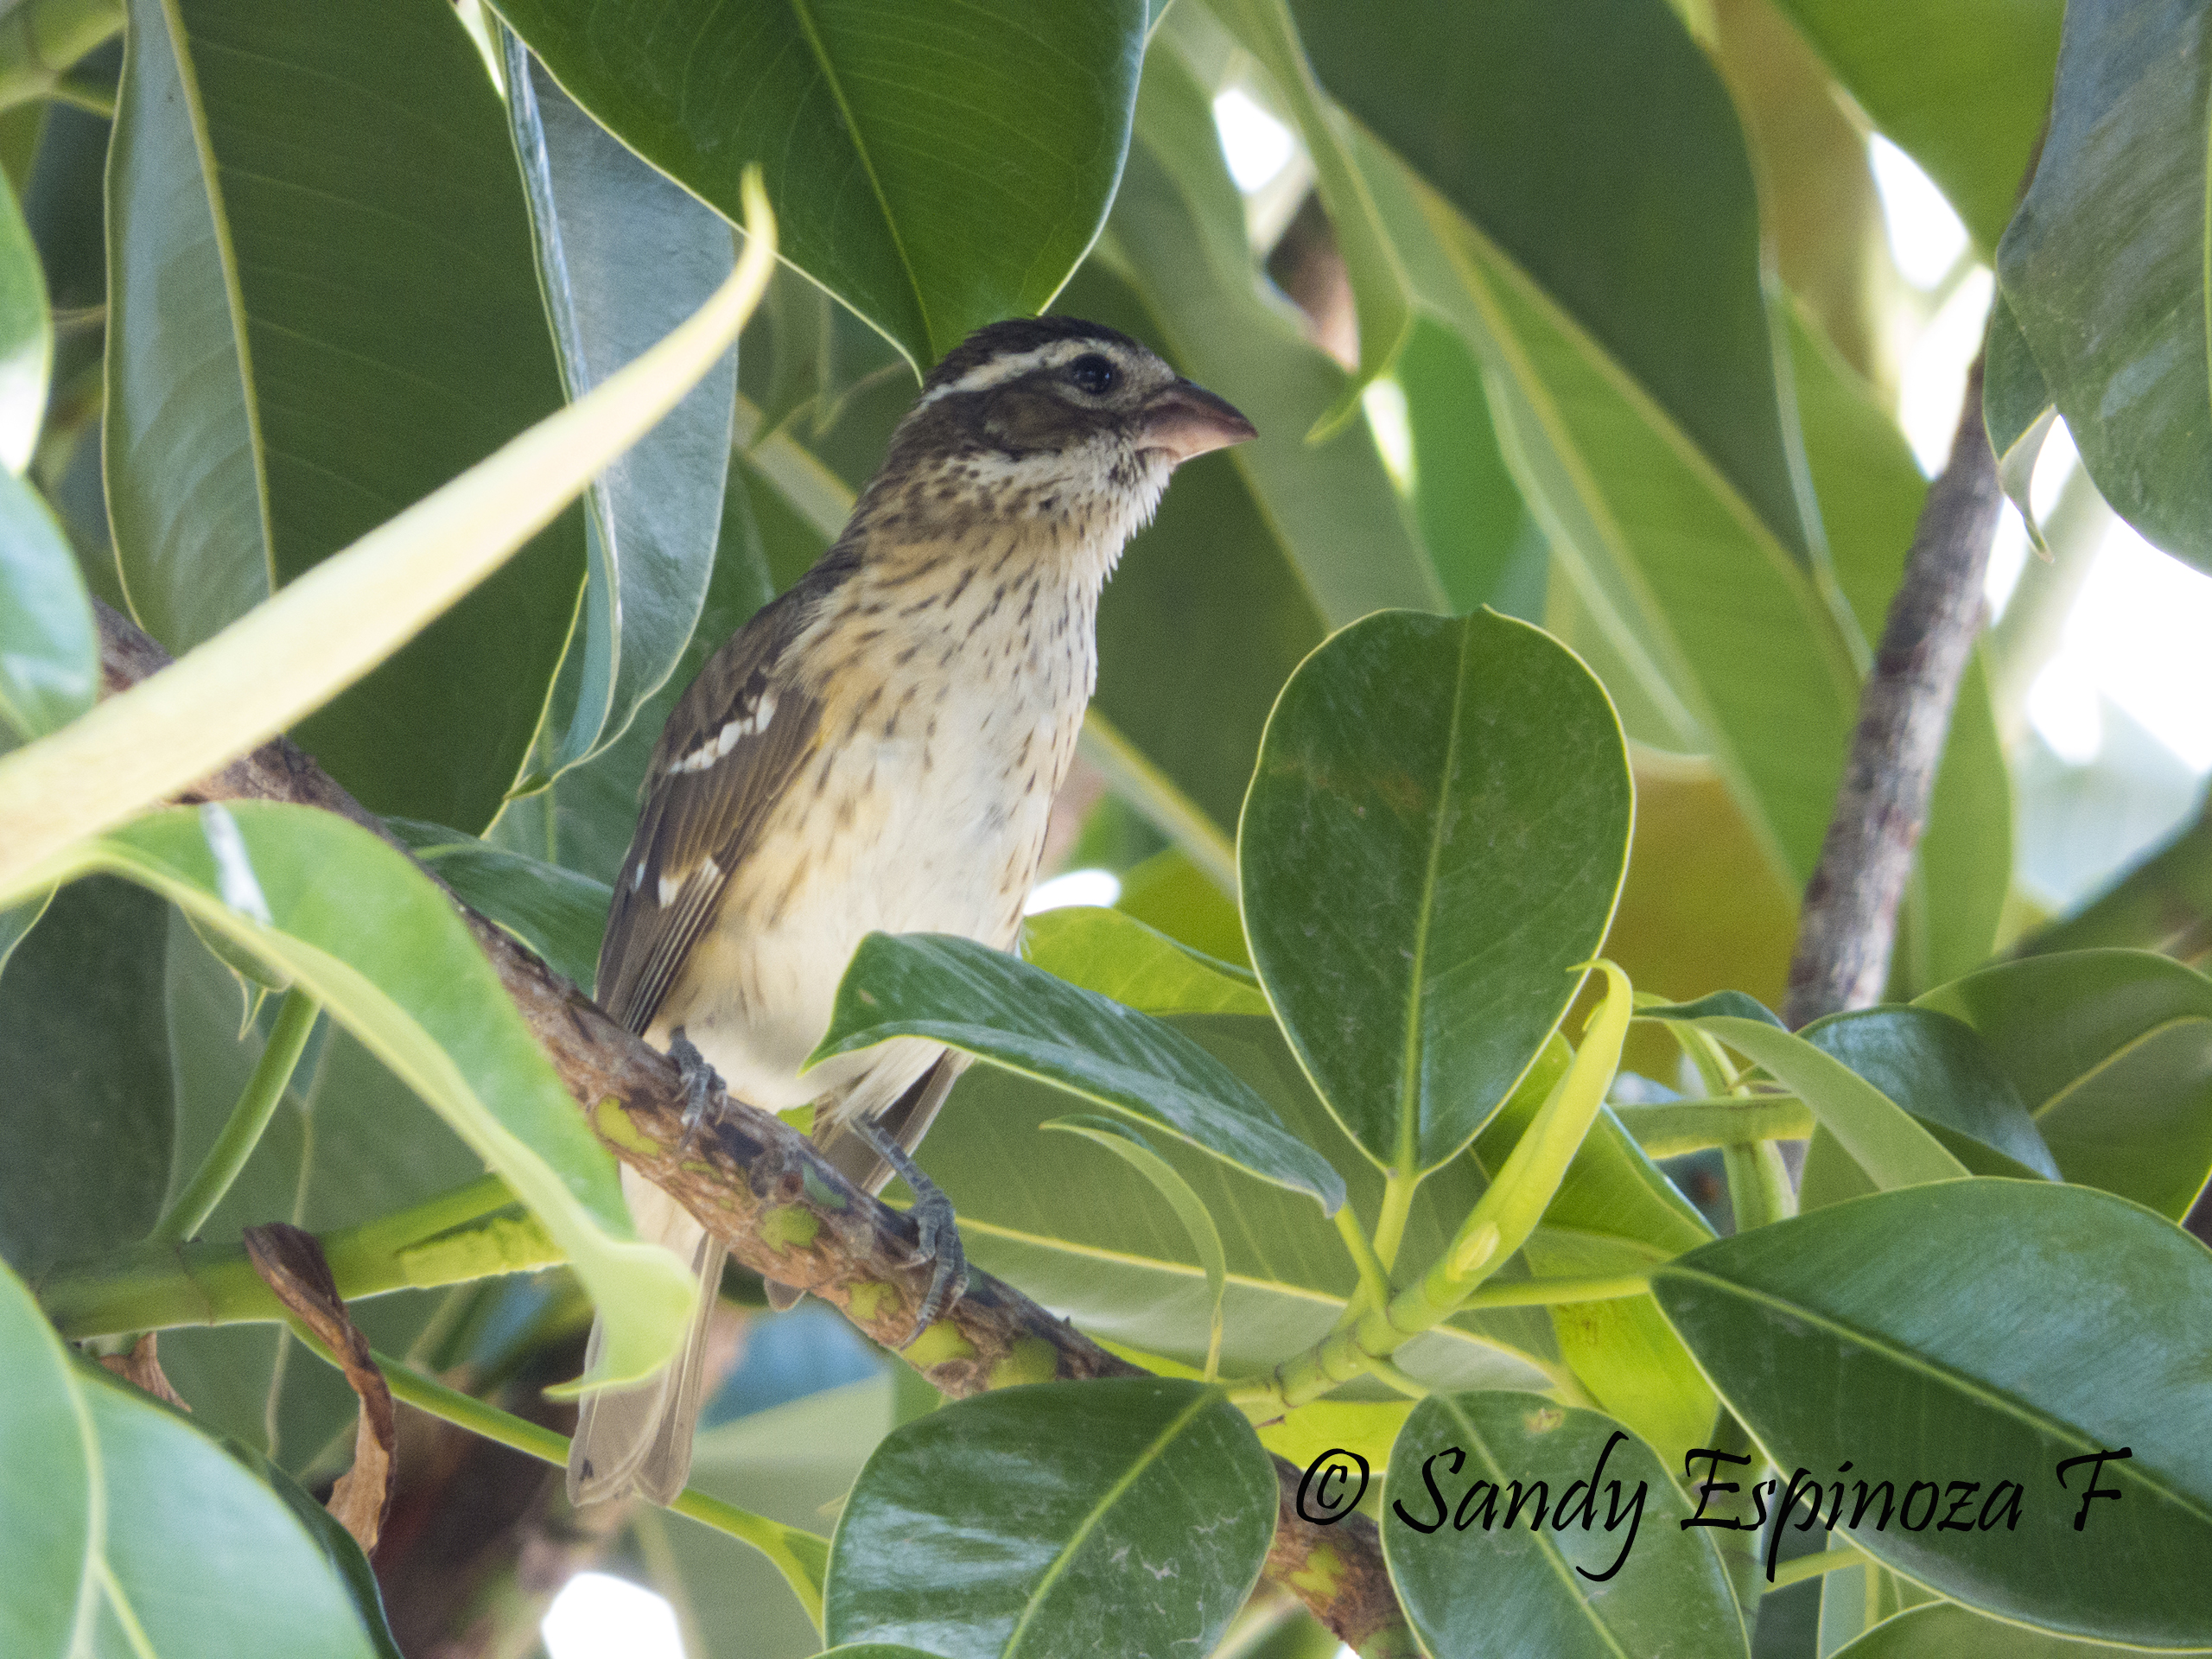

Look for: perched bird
[568,315,1255,1505]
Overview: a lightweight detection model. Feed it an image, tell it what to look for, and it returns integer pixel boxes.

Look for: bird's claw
[668,1028,724,1155]
[899,1184,969,1347]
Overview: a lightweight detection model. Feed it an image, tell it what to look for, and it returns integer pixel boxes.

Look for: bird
[566,315,1256,1505]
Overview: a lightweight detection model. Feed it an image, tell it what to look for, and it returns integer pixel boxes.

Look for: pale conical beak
[1136,378,1257,464]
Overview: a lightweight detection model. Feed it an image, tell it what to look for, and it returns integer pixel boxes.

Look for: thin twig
[1784,355,2003,1027]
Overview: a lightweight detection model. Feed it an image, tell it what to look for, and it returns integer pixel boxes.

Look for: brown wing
[594,586,827,1036]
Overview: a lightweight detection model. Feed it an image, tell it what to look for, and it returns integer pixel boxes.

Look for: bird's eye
[1069,353,1117,396]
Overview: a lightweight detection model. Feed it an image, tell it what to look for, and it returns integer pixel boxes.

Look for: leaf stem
[1332,1204,1394,1312]
[43,1173,545,1338]
[1611,1096,1812,1157]
[150,988,321,1244]
[1257,965,1636,1414]
[1722,1140,1796,1235]
[367,1346,830,1630]
[1459,1274,1648,1310]
[1370,1170,1419,1273]
[1762,1542,1871,1592]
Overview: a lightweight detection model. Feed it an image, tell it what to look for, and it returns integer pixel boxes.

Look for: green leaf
[493,0,1147,370]
[1240,607,1632,1174]
[823,1379,1275,1657]
[1651,1182,2212,1649]
[1638,1011,1969,1191]
[1768,0,2062,253]
[1832,1602,2152,1658]
[0,165,48,473]
[1044,1115,1230,1379]
[1020,905,1264,1017]
[1294,0,1820,566]
[1916,949,2212,1222]
[927,1014,1559,1394]
[0,168,775,897]
[1382,1393,1748,1659]
[1472,1035,1718,1469]
[222,1437,406,1659]
[104,0,585,829]
[1107,42,1441,624]
[0,1249,93,1658]
[812,931,1344,1212]
[0,469,92,741]
[389,820,611,994]
[1356,124,1866,888]
[1802,1007,2061,1180]
[2,1255,385,1656]
[1983,289,2059,553]
[1202,0,1414,431]
[0,875,173,1280]
[42,803,694,1390]
[1997,0,2212,575]
[503,38,739,782]
[0,882,50,981]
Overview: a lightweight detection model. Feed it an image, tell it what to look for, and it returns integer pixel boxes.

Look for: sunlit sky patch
[543,1573,685,1659]
[1213,87,1296,194]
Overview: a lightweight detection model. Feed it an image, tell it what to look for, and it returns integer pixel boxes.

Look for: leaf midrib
[1000,1389,1215,1659]
[787,0,933,359]
[1658,1263,2212,1529]
[1395,624,1476,1176]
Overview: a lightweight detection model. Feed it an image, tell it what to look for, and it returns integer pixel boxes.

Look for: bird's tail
[567,1166,728,1507]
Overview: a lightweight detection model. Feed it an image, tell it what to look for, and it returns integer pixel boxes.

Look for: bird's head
[861,317,1255,562]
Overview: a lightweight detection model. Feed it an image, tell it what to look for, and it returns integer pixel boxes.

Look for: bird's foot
[853,1116,970,1346]
[667,1028,724,1155]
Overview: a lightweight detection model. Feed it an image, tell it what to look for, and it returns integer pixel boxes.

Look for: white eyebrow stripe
[917,339,1107,404]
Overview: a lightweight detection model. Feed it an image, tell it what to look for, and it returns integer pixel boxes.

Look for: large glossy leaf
[823,1380,1275,1657]
[925,1014,1560,1396]
[0,1256,384,1657]
[1802,1007,2060,1181]
[0,874,172,1279]
[493,0,1146,370]
[1204,0,1414,426]
[0,1234,94,1658]
[0,165,47,473]
[1240,607,1632,1174]
[1382,1393,1747,1659]
[104,0,584,829]
[0,469,92,741]
[1639,1008,1968,1191]
[1103,44,1443,626]
[1833,1603,2150,1658]
[504,39,738,782]
[391,821,611,995]
[1652,1182,2212,1649]
[30,804,694,1389]
[812,931,1344,1211]
[1996,0,2212,575]
[1294,0,1820,566]
[1769,0,2062,253]
[1357,130,1861,890]
[0,176,774,896]
[1020,906,1265,1018]
[1917,950,2212,1222]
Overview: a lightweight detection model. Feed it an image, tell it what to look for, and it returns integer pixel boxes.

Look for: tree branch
[90,600,1414,1656]
[1784,355,2003,1027]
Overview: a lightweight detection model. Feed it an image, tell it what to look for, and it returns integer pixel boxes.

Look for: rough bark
[92,600,1413,1656]
[1783,357,2003,1028]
